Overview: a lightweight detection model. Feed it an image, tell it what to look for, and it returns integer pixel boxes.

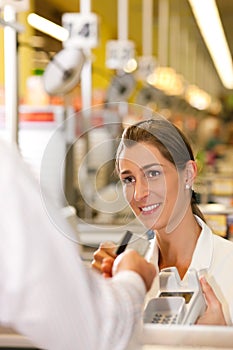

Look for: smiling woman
[115,118,205,233]
[118,141,184,231]
[92,115,233,327]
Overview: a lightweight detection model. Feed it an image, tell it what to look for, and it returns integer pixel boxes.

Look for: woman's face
[118,142,188,232]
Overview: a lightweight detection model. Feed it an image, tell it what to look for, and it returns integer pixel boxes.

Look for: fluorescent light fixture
[27,13,69,42]
[188,0,233,89]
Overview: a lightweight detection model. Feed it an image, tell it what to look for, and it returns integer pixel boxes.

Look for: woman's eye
[146,170,160,178]
[121,176,135,184]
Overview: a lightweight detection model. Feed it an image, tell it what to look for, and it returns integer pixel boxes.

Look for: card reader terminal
[143,267,206,325]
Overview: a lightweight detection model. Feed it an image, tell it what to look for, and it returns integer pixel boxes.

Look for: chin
[137,214,159,231]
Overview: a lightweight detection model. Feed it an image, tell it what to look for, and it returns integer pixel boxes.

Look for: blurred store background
[1,0,233,248]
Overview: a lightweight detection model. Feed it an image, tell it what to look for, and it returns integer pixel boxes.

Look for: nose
[134,176,149,201]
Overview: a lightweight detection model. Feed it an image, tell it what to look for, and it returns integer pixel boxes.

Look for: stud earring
[185,184,190,190]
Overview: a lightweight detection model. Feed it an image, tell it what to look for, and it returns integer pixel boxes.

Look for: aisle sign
[0,0,29,11]
[106,40,135,70]
[62,13,99,49]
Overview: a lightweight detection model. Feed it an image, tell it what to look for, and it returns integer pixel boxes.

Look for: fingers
[91,241,116,275]
[91,259,102,271]
[196,277,227,325]
[91,242,157,293]
[92,256,114,278]
[102,257,114,278]
[99,242,117,258]
[199,276,220,308]
[112,249,156,291]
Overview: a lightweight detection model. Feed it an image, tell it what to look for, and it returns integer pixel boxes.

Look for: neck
[156,213,201,279]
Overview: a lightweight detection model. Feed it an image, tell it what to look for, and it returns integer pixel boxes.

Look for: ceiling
[38,0,233,53]
[34,0,233,99]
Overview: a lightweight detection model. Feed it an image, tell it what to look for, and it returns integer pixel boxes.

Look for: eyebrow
[143,163,163,170]
[120,163,163,175]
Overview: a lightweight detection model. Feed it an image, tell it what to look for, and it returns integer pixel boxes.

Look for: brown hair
[116,118,205,222]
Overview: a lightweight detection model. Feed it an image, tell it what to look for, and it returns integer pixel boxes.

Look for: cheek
[149,177,166,197]
[165,177,180,203]
[123,185,134,204]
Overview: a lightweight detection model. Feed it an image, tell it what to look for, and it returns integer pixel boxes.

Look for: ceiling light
[185,84,211,110]
[188,0,233,89]
[147,67,184,96]
[27,13,69,42]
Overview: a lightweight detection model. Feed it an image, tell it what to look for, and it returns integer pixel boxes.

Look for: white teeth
[141,204,159,212]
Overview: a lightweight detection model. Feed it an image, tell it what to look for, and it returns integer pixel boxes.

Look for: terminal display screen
[159,291,194,303]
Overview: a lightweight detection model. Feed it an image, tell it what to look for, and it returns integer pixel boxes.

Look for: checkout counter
[1,325,233,349]
[140,324,233,349]
[0,326,35,348]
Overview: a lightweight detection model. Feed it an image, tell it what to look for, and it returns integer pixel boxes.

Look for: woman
[92,117,233,325]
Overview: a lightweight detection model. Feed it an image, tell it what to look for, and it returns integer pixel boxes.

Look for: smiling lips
[140,203,161,214]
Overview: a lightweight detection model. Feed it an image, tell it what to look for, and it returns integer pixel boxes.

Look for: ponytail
[191,190,206,222]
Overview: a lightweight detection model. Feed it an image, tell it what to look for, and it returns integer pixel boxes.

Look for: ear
[184,160,197,187]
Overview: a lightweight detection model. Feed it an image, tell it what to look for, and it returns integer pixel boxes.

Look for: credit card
[116,230,150,256]
[116,230,133,255]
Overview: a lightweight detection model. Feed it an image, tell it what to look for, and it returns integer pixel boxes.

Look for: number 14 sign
[62,13,99,49]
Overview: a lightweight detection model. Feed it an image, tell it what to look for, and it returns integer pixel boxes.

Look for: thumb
[199,277,217,307]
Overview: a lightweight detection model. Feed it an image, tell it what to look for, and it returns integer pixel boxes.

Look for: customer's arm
[0,141,156,350]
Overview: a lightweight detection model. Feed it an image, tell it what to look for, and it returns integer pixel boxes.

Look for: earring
[185,184,190,190]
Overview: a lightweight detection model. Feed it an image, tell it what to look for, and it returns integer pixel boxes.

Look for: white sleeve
[0,141,146,350]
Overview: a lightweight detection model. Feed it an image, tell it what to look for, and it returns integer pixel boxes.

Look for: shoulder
[196,215,232,247]
[212,233,233,252]
[208,233,233,273]
[196,215,233,260]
